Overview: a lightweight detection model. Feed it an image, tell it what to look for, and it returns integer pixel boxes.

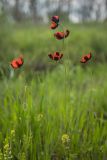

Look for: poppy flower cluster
[49,16,70,61]
[10,15,92,70]
[49,15,92,63]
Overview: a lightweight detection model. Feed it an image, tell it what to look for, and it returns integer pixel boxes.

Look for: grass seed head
[61,134,70,144]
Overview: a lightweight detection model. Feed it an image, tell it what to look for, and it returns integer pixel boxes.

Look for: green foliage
[0,23,107,159]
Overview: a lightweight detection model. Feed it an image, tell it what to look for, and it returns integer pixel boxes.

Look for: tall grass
[0,23,107,159]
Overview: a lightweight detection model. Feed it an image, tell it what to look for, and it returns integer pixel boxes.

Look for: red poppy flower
[54,30,70,40]
[50,21,58,29]
[54,31,64,40]
[51,16,59,24]
[11,55,24,69]
[48,52,63,61]
[80,53,92,63]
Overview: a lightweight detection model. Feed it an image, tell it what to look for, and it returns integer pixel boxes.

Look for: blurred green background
[0,0,107,159]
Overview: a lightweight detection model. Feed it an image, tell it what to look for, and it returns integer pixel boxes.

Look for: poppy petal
[48,52,63,61]
[65,30,70,38]
[60,54,63,59]
[87,53,92,59]
[55,52,60,56]
[11,56,24,69]
[51,16,59,24]
[48,54,53,60]
[54,32,64,40]
[50,21,58,29]
[80,57,86,63]
[80,53,92,63]
[11,60,19,68]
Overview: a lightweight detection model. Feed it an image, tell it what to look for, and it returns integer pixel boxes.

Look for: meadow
[0,22,107,159]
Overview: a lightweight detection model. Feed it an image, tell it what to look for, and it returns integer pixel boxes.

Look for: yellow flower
[11,130,15,137]
[3,138,13,159]
[4,144,9,150]
[61,134,70,144]
[37,114,43,122]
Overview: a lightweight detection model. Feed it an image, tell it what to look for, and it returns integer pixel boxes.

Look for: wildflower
[50,21,58,30]
[51,16,59,24]
[37,114,43,122]
[3,141,13,160]
[50,15,59,29]
[48,52,63,61]
[4,144,9,150]
[11,55,24,69]
[80,52,92,63]
[61,134,70,144]
[10,130,15,137]
[54,30,70,40]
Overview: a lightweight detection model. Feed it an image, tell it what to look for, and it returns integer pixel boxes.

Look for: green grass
[0,23,107,159]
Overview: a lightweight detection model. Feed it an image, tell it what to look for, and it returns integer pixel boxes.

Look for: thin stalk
[59,23,65,52]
